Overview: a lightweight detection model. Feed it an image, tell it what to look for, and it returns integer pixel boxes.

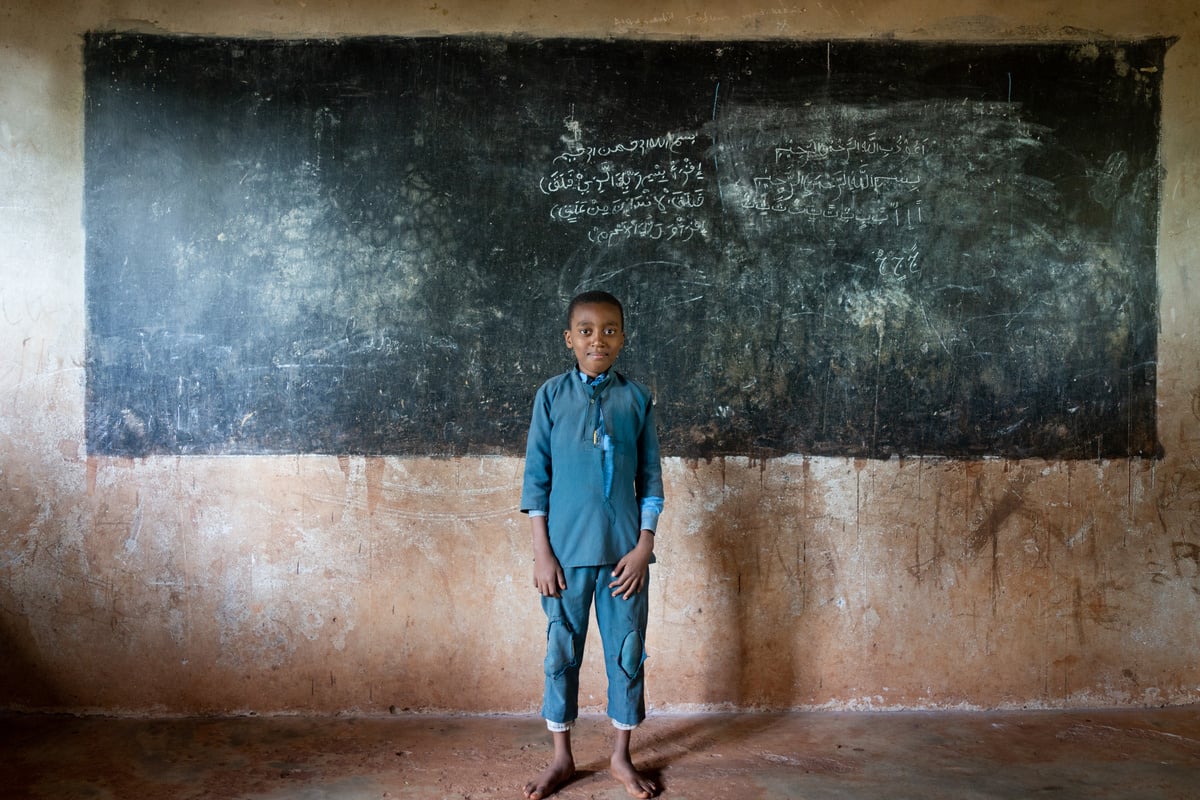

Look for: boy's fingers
[610,574,643,598]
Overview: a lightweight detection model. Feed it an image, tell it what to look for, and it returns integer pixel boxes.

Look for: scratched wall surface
[2,0,1199,716]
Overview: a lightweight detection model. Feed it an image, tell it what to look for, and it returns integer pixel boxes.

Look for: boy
[520,290,664,799]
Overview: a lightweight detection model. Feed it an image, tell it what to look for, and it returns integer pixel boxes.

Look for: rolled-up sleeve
[639,496,663,532]
[635,392,664,531]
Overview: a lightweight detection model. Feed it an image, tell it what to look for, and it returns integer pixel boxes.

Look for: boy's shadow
[633,712,787,795]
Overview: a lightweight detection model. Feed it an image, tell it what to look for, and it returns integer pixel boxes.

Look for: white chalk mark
[919,302,951,355]
[712,81,724,208]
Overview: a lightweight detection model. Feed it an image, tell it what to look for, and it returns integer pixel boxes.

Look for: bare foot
[610,751,657,798]
[523,755,575,799]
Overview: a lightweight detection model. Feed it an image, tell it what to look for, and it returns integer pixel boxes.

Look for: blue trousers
[541,565,649,729]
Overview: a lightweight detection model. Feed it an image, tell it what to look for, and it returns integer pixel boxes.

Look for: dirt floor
[1,706,1198,799]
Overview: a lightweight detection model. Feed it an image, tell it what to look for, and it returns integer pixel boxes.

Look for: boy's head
[563,291,625,378]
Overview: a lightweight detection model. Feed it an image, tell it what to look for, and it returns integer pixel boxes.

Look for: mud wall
[2,0,1198,714]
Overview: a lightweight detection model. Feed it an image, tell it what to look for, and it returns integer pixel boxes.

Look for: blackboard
[84,34,1169,459]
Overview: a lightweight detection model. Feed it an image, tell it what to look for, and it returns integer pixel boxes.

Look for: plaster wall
[1,0,1199,715]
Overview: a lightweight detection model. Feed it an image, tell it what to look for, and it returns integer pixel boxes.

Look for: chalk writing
[552,131,702,163]
[587,216,707,245]
[542,128,929,240]
[613,11,675,27]
[541,124,709,244]
[738,132,929,229]
[774,134,929,163]
[550,190,706,223]
[749,169,922,199]
[876,244,921,279]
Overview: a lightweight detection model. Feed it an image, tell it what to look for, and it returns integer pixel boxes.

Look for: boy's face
[564,301,625,378]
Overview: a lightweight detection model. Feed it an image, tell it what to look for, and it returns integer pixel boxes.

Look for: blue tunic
[520,368,664,568]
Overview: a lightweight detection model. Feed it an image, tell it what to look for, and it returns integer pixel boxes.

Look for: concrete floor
[1,707,1198,799]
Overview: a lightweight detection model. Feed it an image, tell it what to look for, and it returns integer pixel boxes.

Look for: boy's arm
[610,385,664,599]
[519,383,554,515]
[521,381,564,596]
[634,388,665,511]
[530,513,567,597]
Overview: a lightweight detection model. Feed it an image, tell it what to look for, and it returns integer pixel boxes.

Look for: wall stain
[365,457,385,516]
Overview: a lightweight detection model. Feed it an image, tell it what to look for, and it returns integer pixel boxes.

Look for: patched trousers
[540,564,649,730]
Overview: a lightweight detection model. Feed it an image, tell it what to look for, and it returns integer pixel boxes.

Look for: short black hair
[565,290,624,329]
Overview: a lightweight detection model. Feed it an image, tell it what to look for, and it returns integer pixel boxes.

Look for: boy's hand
[609,530,655,599]
[533,554,567,598]
[530,515,566,598]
